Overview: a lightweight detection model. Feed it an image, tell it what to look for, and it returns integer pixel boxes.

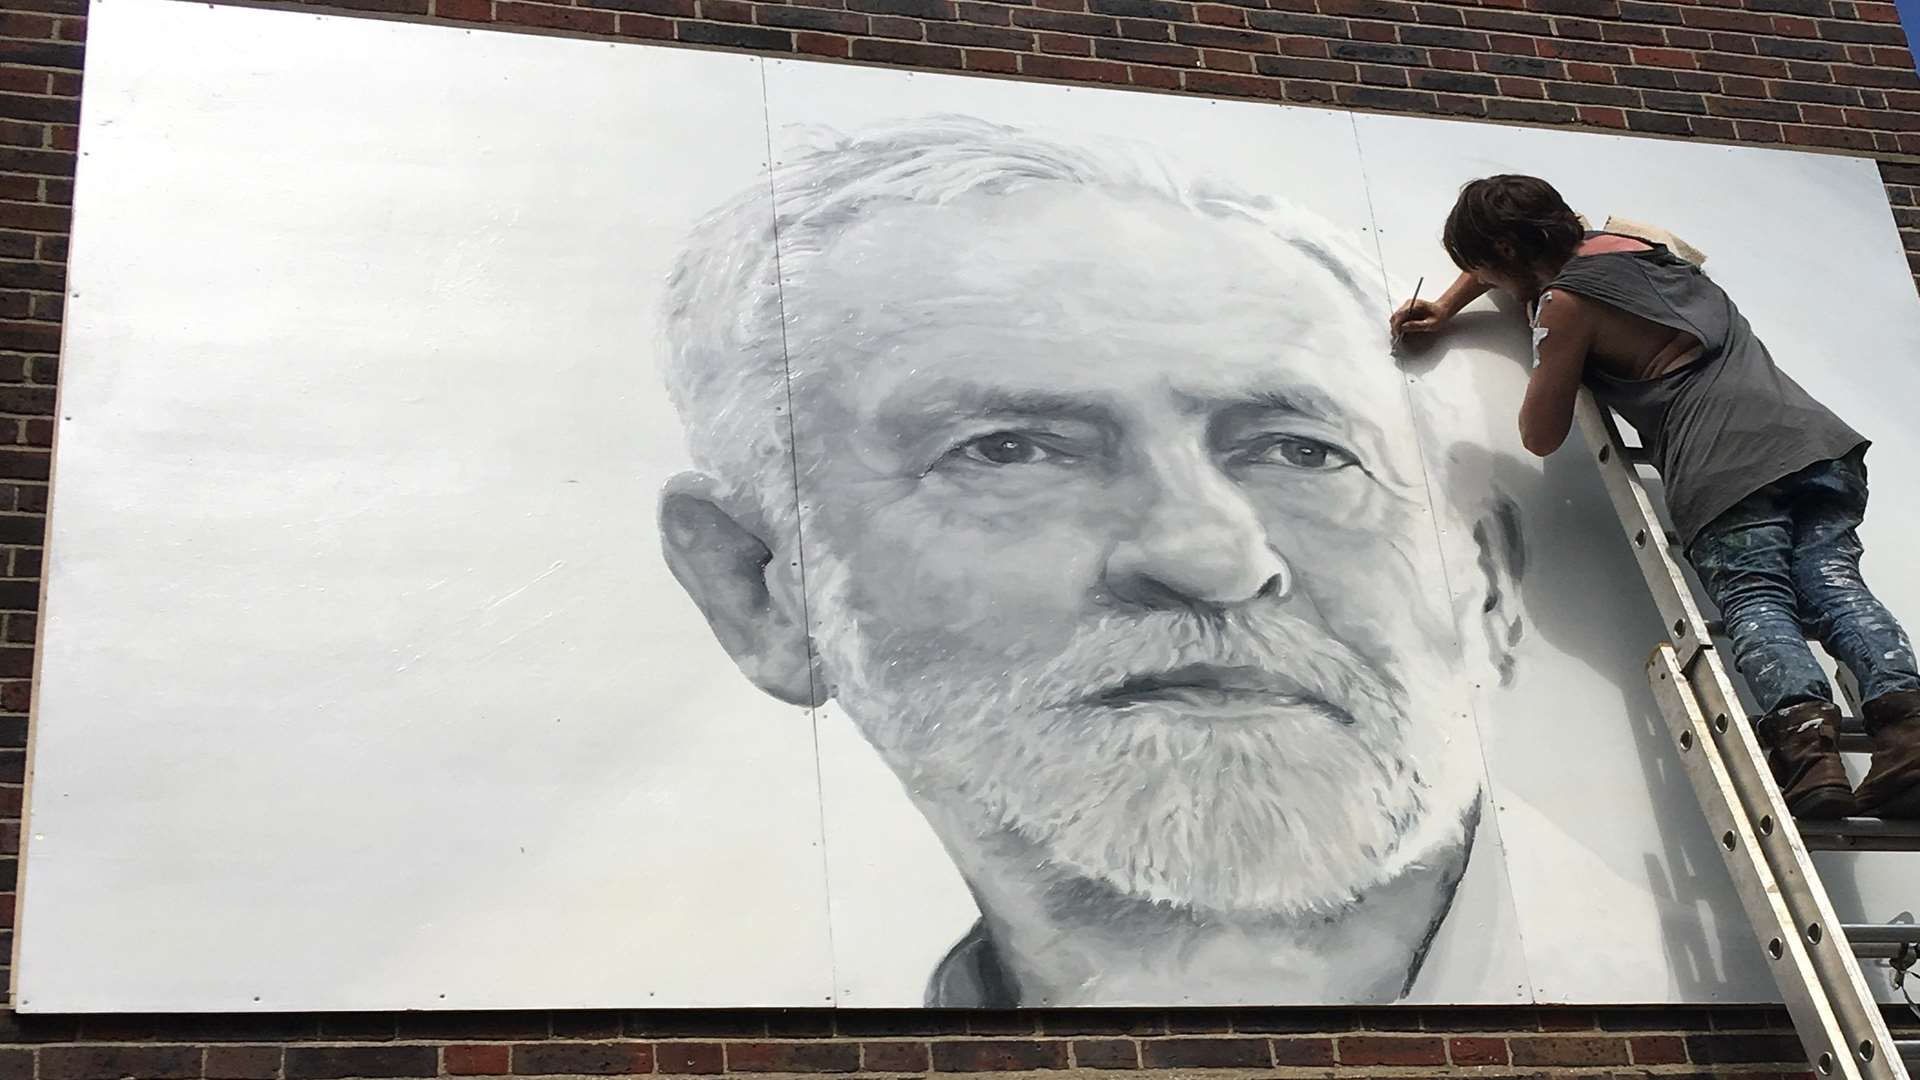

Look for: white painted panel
[1356,111,1920,1002]
[18,0,835,1011]
[760,60,1530,1006]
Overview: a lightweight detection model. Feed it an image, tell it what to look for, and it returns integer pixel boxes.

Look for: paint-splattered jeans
[1687,449,1920,722]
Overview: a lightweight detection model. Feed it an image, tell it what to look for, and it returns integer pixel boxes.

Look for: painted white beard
[809,553,1463,918]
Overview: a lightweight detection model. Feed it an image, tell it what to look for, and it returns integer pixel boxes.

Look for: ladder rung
[1797,817,1920,850]
[1844,922,1920,959]
[1626,444,1655,465]
[1898,1038,1920,1062]
[1841,923,1920,943]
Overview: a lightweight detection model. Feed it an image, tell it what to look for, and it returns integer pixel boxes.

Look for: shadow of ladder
[1574,388,1920,1080]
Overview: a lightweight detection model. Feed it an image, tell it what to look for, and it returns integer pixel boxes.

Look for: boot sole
[1788,784,1859,820]
[1858,784,1920,819]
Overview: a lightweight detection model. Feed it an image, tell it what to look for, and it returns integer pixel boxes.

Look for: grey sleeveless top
[1542,240,1867,548]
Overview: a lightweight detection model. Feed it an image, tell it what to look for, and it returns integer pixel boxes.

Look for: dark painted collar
[924,919,1019,1008]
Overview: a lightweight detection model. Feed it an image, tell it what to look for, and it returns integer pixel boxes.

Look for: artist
[1394,174,1920,820]
[657,118,1528,1006]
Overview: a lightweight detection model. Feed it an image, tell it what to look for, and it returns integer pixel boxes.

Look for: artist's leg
[1690,482,1854,817]
[1689,489,1833,714]
[1788,451,1920,817]
[1787,452,1920,710]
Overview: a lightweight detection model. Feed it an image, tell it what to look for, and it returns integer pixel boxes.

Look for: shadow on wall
[1414,306,1767,998]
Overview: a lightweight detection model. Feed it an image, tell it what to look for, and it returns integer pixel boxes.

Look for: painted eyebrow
[1181,386,1347,424]
[877,382,1119,429]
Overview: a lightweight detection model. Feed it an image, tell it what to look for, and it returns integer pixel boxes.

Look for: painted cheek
[843,503,1108,668]
[1270,506,1443,665]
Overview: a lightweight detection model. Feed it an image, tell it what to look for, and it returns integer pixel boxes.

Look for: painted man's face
[775,188,1478,918]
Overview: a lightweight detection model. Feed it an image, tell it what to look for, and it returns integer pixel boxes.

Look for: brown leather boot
[1756,701,1857,819]
[1853,689,1920,818]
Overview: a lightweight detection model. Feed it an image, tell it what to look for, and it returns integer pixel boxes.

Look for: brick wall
[2,0,1919,1070]
[0,1004,1900,1077]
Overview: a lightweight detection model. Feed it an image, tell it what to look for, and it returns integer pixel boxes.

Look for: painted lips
[1084,662,1358,725]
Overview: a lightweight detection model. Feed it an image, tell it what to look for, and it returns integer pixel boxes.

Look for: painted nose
[1103,464,1290,610]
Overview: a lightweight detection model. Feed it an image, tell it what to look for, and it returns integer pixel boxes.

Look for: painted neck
[912,798,1479,1007]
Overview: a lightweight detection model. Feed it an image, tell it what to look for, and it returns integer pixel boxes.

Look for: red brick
[1037,30,1093,51]
[285,1047,438,1079]
[1633,44,1697,66]
[1022,51,1138,81]
[728,1043,860,1073]
[1449,1036,1509,1065]
[858,1042,927,1072]
[1509,1035,1630,1065]
[962,46,1018,68]
[618,13,677,37]
[1338,1036,1447,1066]
[655,1042,724,1074]
[1071,1040,1137,1069]
[1630,1035,1688,1064]
[1270,1037,1335,1065]
[494,2,617,30]
[1129,64,1183,86]
[511,1044,650,1076]
[930,1041,1069,1072]
[42,1047,200,1080]
[446,1046,511,1077]
[794,30,850,53]
[1580,103,1630,126]
[1138,1038,1269,1068]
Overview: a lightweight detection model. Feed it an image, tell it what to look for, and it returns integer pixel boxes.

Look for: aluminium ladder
[1575,388,1920,1079]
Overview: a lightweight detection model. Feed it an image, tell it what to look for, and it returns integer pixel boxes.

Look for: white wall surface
[18,0,1920,1011]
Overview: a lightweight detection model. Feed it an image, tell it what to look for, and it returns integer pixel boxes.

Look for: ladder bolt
[1713,713,1729,734]
[1598,445,1611,463]
[1679,730,1694,751]
[1721,830,1735,851]
[1768,937,1784,960]
[1806,922,1822,945]
[1634,529,1647,548]
[1857,1039,1874,1063]
[1816,1051,1833,1075]
[1759,814,1774,836]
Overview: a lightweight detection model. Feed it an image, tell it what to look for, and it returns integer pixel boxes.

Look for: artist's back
[1543,235,1866,549]
[1565,236,1705,382]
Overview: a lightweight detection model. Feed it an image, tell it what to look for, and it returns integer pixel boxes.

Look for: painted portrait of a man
[657,117,1528,1007]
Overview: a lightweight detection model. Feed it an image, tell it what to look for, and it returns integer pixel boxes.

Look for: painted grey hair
[659,114,1386,524]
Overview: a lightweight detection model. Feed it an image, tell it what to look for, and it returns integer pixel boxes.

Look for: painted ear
[658,473,823,707]
[1471,494,1528,688]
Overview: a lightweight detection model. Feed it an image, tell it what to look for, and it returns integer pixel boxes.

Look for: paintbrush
[1391,276,1424,352]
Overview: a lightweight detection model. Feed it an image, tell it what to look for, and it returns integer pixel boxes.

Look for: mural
[17,0,1920,1012]
[659,116,1526,1005]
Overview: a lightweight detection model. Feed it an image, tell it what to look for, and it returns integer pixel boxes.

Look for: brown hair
[1442,175,1583,279]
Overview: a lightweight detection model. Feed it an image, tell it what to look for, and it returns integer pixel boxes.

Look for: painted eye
[958,432,1048,466]
[1249,435,1356,471]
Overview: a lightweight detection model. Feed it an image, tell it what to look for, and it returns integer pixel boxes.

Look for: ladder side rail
[1649,644,1874,1080]
[1572,390,1905,1078]
[1572,391,1713,665]
[1679,648,1906,1079]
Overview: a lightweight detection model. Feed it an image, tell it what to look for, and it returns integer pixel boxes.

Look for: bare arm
[1517,289,1598,457]
[1389,270,1491,338]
